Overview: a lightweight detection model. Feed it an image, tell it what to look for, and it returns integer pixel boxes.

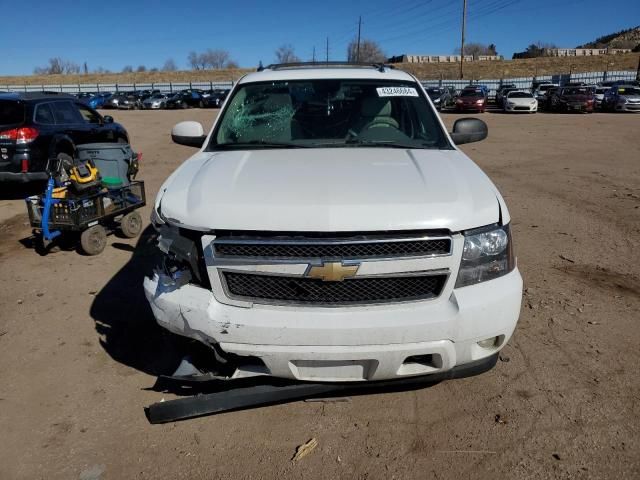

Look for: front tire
[80,225,107,255]
[120,211,143,238]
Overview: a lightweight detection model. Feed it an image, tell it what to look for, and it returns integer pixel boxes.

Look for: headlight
[455,224,515,288]
[150,203,166,228]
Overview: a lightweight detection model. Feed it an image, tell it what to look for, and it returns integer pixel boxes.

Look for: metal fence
[1,70,637,98]
[421,70,638,98]
[0,81,234,94]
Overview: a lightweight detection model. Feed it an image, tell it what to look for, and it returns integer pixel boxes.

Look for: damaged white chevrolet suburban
[144,63,523,383]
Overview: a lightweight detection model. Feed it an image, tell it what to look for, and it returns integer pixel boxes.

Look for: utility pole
[356,16,362,62]
[326,37,329,63]
[312,46,316,63]
[460,0,467,79]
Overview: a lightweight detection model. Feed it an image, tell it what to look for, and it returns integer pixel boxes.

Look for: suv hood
[158,148,502,232]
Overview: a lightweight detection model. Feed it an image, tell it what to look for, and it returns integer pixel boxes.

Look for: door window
[77,104,102,124]
[52,101,82,124]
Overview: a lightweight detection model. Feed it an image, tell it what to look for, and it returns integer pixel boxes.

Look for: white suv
[144,64,523,383]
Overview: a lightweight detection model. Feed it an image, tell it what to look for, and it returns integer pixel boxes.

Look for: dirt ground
[1,108,639,480]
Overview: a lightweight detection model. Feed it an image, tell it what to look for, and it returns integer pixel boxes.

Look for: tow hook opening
[403,354,443,369]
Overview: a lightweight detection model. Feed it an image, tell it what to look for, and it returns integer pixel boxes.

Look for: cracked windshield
[211,79,449,149]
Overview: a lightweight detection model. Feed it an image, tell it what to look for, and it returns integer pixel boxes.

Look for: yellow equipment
[68,159,101,193]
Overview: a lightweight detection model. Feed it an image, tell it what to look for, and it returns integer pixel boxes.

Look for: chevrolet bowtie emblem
[306,262,359,282]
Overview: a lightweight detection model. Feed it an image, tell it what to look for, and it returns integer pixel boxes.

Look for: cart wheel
[120,211,143,238]
[80,225,107,255]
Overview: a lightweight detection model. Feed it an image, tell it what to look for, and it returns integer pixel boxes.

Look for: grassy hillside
[1,53,638,85]
[578,26,640,49]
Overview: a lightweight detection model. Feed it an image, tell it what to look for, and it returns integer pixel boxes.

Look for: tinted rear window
[0,100,25,126]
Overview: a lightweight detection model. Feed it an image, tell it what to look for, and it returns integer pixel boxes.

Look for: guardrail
[0,81,235,94]
[1,70,636,97]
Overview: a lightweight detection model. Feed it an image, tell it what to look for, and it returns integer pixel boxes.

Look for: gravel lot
[0,109,639,480]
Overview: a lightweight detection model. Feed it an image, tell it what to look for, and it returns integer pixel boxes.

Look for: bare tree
[122,65,134,73]
[94,66,110,74]
[454,42,499,58]
[225,60,239,69]
[347,39,386,63]
[188,49,235,70]
[33,57,80,75]
[188,51,201,70]
[162,58,178,71]
[205,49,231,69]
[275,44,300,63]
[136,65,147,72]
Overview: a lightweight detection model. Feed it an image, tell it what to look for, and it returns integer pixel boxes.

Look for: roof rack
[257,61,396,73]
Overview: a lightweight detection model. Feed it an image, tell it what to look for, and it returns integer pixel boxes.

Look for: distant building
[388,54,502,64]
[513,47,632,59]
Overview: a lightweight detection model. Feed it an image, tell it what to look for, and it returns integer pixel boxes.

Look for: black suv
[0,92,129,182]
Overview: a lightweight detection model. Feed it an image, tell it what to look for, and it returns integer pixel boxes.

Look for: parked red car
[455,90,486,113]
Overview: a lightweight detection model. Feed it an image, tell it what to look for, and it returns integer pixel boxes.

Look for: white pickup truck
[144,63,522,383]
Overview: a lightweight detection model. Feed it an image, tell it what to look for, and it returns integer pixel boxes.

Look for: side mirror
[103,115,114,124]
[450,118,488,145]
[171,121,206,148]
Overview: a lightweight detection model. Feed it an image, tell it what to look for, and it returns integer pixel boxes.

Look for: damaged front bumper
[143,265,522,382]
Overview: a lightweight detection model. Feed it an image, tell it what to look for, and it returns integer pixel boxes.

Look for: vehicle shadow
[90,225,190,377]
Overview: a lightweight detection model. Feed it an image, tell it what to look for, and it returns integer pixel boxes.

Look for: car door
[51,100,89,146]
[76,103,114,142]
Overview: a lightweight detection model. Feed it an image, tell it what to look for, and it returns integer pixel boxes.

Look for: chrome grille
[222,271,447,306]
[214,235,451,260]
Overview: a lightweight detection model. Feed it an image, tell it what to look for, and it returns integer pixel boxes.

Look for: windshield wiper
[342,139,435,149]
[213,140,309,150]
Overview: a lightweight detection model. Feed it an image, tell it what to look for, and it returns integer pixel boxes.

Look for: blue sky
[1,0,638,75]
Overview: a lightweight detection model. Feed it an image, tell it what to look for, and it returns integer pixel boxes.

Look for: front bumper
[456,104,485,112]
[565,103,593,112]
[144,268,522,382]
[616,103,640,112]
[505,104,537,112]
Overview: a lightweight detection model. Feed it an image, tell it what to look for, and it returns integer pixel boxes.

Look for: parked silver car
[142,93,171,109]
[602,85,640,112]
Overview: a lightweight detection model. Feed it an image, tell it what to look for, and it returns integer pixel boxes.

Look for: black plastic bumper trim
[146,353,498,424]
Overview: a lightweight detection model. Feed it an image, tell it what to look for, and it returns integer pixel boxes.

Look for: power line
[460,0,467,79]
[356,16,362,61]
